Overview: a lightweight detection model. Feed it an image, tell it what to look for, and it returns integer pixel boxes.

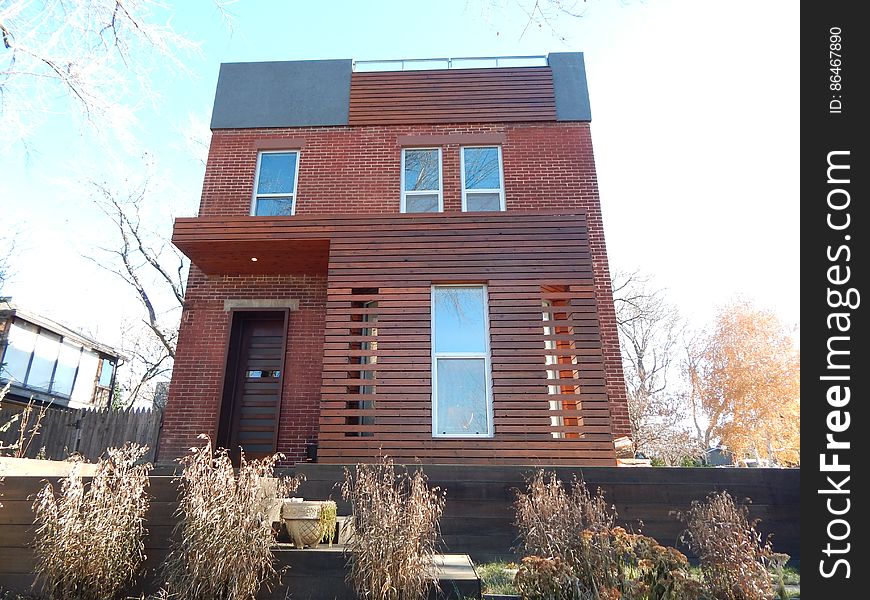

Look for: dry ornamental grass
[31,443,152,600]
[680,491,774,600]
[514,470,614,562]
[514,470,703,600]
[341,456,445,600]
[160,436,302,600]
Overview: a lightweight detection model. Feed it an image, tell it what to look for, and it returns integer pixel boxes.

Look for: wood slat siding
[349,67,557,125]
[174,211,616,465]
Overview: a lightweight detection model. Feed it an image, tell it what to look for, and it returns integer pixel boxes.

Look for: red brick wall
[161,121,631,463]
[159,271,327,464]
[199,123,603,216]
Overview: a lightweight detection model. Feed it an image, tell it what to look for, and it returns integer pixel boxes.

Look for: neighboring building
[161,53,630,466]
[0,300,122,410]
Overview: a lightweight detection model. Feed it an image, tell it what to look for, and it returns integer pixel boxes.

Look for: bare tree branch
[87,176,186,408]
[612,269,699,464]
[0,0,209,143]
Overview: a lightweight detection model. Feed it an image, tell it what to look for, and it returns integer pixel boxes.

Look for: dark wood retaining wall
[0,466,799,596]
[293,465,800,563]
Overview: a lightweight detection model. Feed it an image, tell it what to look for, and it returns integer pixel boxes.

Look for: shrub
[514,470,701,600]
[514,556,581,600]
[341,455,445,600]
[680,491,773,600]
[31,443,152,600]
[160,436,302,600]
[514,470,614,562]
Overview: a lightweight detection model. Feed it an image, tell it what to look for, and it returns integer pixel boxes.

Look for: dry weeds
[514,470,702,600]
[341,456,445,600]
[160,436,302,600]
[1,383,48,458]
[31,443,152,600]
[514,470,614,561]
[680,491,774,600]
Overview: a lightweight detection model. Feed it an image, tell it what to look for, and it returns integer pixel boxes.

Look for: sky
[1,0,800,351]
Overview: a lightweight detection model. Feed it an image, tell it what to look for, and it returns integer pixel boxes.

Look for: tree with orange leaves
[685,302,800,466]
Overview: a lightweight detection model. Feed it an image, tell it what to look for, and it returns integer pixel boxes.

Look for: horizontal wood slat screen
[349,67,557,125]
[173,211,615,465]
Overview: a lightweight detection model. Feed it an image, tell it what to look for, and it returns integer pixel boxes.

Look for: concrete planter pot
[282,500,336,548]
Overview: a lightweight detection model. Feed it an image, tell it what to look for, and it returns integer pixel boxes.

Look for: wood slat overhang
[349,67,557,125]
[172,210,587,276]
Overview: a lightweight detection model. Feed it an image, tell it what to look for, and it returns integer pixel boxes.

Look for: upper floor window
[461,146,505,211]
[402,148,442,213]
[252,151,299,216]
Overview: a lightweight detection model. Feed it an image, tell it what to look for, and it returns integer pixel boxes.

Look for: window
[27,329,61,390]
[54,342,83,396]
[402,148,442,213]
[431,286,493,437]
[98,358,116,388]
[461,146,505,211]
[1,320,38,384]
[0,319,84,397]
[252,151,299,216]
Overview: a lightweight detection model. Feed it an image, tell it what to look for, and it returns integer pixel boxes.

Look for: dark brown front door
[218,311,288,461]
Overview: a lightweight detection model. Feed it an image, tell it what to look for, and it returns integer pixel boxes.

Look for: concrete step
[269,544,480,600]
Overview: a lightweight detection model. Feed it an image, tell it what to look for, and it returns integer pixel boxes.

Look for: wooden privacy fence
[0,407,162,462]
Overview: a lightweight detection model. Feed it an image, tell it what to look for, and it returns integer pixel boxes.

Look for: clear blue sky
[1,0,799,346]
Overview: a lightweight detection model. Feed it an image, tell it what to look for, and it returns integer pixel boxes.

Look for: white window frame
[251,150,301,216]
[431,285,495,438]
[401,147,443,213]
[460,146,506,212]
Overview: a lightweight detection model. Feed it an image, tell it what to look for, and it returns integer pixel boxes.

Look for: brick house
[160,53,630,466]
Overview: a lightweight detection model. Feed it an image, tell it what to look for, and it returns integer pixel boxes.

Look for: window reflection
[432,286,493,437]
[403,149,440,191]
[435,358,487,435]
[462,146,505,212]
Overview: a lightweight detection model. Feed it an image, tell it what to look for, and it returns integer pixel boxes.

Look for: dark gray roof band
[548,52,592,122]
[210,59,352,129]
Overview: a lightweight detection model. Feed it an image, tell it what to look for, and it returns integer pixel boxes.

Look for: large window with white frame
[251,150,300,216]
[0,319,107,397]
[461,146,505,211]
[402,148,442,213]
[431,285,494,437]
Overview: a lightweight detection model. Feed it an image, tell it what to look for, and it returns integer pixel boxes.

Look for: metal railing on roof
[352,55,548,72]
